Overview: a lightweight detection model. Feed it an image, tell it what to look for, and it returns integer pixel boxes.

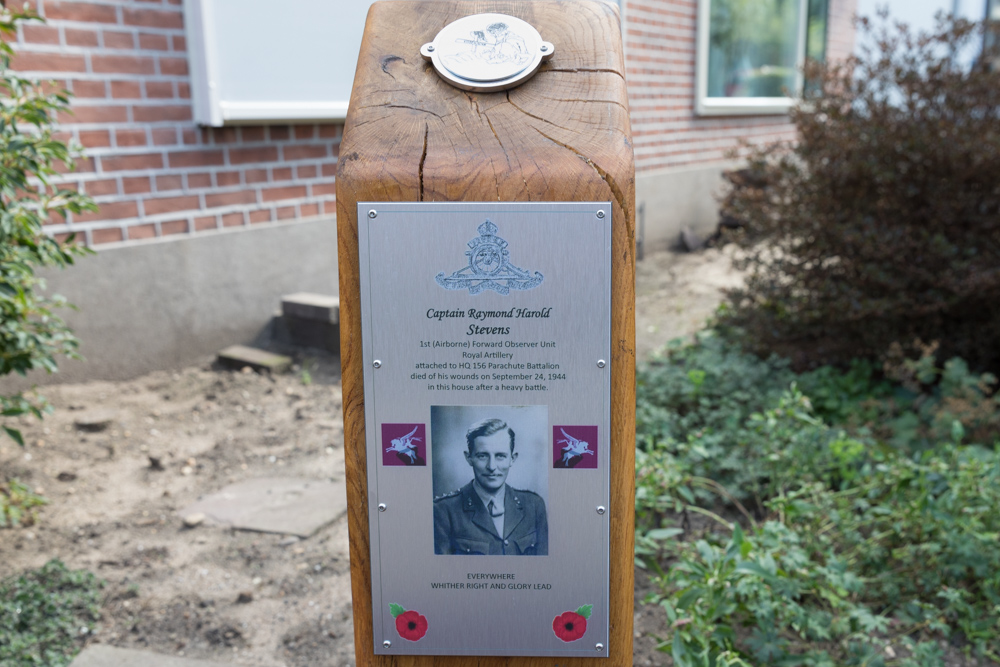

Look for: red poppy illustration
[389,603,427,641]
[553,604,592,642]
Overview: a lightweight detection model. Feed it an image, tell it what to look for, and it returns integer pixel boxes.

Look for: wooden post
[337,2,635,664]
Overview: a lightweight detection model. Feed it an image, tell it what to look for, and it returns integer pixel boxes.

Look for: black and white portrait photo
[431,405,548,556]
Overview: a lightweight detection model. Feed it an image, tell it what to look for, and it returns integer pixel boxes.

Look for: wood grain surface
[337,2,636,665]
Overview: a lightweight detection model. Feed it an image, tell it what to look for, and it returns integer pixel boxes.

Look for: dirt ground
[0,247,735,666]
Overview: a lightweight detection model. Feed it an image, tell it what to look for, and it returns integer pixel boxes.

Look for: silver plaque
[420,13,555,92]
[358,202,611,657]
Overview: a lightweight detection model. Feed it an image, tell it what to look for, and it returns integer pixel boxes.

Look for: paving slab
[179,477,347,537]
[70,644,242,667]
[216,345,291,374]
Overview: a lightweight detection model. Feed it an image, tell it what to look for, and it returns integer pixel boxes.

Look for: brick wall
[623,0,857,173]
[12,0,340,247]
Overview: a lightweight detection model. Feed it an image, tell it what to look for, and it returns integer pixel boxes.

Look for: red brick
[12,52,86,73]
[187,172,212,188]
[139,33,169,50]
[78,130,111,148]
[311,182,336,197]
[172,34,186,51]
[83,178,118,196]
[168,150,223,168]
[206,190,255,208]
[64,28,99,47]
[177,82,190,99]
[269,126,290,141]
[127,223,157,240]
[330,143,339,158]
[321,163,337,177]
[70,79,106,98]
[122,176,151,194]
[54,232,74,243]
[249,209,271,224]
[155,175,183,191]
[59,105,128,124]
[145,81,174,98]
[209,127,238,144]
[285,144,328,161]
[40,79,69,95]
[52,131,73,143]
[111,80,142,99]
[54,156,95,174]
[318,125,340,139]
[159,57,188,76]
[92,55,156,75]
[245,169,268,183]
[300,203,320,217]
[46,2,118,24]
[115,129,148,147]
[123,8,184,29]
[103,31,135,50]
[272,167,292,181]
[181,129,198,145]
[229,146,278,165]
[216,171,240,187]
[75,200,138,223]
[152,129,178,146]
[296,165,317,179]
[133,105,191,122]
[293,126,315,140]
[144,195,198,216]
[221,212,243,227]
[92,228,124,245]
[276,206,296,220]
[193,216,216,231]
[161,219,188,235]
[22,25,61,44]
[101,153,163,171]
[262,185,306,202]
[241,127,265,142]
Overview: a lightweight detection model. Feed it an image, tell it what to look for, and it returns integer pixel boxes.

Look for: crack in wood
[543,67,626,80]
[531,126,630,222]
[505,92,576,134]
[379,55,405,79]
[418,124,428,201]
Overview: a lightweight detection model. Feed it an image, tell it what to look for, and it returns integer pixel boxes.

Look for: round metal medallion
[420,13,554,93]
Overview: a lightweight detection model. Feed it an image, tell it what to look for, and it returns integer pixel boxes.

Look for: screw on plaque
[368,209,377,218]
[383,640,391,648]
[596,643,605,651]
[597,359,606,368]
[596,506,606,515]
[378,503,387,512]
[373,360,382,369]
[596,210,606,219]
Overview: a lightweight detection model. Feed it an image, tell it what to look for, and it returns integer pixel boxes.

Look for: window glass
[806,0,829,63]
[706,0,803,98]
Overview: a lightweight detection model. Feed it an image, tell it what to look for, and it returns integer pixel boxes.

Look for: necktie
[487,500,503,517]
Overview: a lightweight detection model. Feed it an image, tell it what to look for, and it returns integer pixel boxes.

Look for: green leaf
[389,603,406,618]
[646,527,684,540]
[3,426,23,446]
[575,604,593,619]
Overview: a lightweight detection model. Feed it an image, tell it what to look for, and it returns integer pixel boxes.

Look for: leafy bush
[0,7,95,444]
[720,15,1000,372]
[0,479,47,528]
[0,560,103,667]
[636,333,1000,664]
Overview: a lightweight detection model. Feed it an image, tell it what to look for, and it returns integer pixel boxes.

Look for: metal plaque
[358,202,611,657]
[420,13,555,93]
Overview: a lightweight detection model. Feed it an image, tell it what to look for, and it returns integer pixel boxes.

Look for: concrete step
[216,345,292,374]
[281,293,339,323]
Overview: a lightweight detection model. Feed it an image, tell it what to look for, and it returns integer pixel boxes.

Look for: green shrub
[0,7,95,445]
[720,15,1000,372]
[0,560,103,667]
[636,334,1000,664]
[0,479,47,528]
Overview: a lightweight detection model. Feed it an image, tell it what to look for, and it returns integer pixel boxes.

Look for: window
[696,0,829,116]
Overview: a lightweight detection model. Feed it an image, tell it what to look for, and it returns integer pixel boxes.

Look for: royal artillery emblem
[436,219,543,295]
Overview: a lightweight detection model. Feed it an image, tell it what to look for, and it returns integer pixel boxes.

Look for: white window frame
[695,0,810,116]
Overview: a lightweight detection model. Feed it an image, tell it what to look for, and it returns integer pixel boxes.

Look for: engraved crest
[444,22,531,70]
[436,219,543,295]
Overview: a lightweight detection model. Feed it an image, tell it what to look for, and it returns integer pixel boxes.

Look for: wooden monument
[337,2,635,664]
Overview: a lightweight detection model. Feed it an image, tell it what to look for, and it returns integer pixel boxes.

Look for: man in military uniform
[434,417,547,555]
